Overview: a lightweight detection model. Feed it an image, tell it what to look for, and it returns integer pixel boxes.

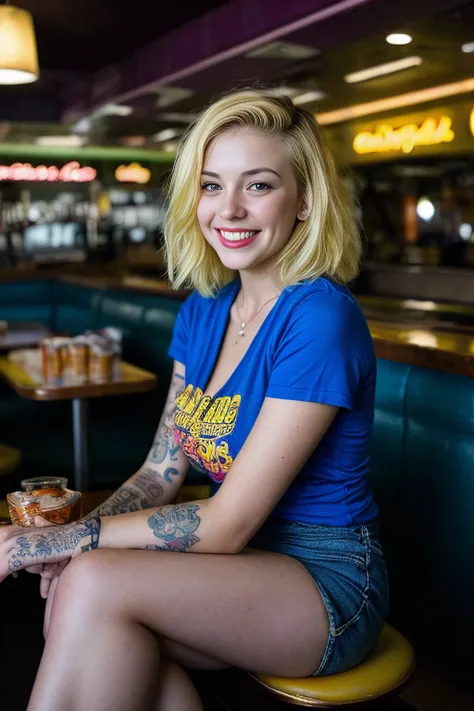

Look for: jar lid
[21,476,68,491]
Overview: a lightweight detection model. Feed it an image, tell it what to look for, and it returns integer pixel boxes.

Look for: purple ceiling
[61,0,466,121]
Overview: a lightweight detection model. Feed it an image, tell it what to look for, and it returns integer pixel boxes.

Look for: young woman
[0,90,388,711]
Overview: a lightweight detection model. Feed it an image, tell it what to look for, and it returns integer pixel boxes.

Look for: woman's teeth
[220,230,257,241]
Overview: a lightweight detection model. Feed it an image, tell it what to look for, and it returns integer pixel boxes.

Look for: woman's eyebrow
[201,167,282,178]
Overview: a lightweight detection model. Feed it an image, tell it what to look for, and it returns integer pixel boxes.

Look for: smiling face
[197,128,303,275]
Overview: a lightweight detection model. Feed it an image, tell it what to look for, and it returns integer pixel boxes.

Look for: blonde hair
[164,89,361,297]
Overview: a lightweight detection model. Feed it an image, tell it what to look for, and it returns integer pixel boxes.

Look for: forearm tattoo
[96,469,165,517]
[149,373,184,464]
[8,515,101,573]
[146,503,201,552]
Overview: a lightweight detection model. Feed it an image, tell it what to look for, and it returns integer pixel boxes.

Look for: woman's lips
[215,229,260,249]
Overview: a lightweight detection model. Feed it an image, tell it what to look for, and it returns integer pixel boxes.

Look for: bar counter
[1,270,473,378]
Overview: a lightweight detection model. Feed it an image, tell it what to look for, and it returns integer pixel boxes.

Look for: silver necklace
[236,294,279,338]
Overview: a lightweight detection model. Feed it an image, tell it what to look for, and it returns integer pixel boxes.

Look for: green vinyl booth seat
[0,278,473,686]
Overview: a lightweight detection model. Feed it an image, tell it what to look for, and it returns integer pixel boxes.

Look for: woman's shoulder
[284,278,364,323]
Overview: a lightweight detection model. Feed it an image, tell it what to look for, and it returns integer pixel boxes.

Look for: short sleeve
[266,293,374,410]
[168,292,196,365]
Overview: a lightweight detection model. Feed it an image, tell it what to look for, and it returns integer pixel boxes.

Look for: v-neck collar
[199,279,280,399]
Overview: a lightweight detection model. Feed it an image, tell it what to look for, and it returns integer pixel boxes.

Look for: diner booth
[0,270,473,703]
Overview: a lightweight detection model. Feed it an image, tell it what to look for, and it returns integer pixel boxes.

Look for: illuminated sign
[115,162,151,184]
[353,116,455,155]
[0,161,97,182]
[470,106,474,137]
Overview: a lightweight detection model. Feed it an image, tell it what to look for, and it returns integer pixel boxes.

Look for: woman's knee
[52,549,117,614]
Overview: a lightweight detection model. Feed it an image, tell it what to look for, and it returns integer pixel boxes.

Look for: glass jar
[7,477,82,527]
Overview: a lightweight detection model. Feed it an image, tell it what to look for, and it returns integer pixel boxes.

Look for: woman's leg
[152,659,204,711]
[28,547,329,711]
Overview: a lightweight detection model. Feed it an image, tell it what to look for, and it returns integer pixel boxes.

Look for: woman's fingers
[40,560,70,598]
[25,564,45,574]
[33,516,55,528]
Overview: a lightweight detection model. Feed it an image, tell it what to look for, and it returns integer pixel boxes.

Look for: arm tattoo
[146,503,201,552]
[96,469,165,517]
[163,467,179,483]
[150,373,184,464]
[8,515,101,573]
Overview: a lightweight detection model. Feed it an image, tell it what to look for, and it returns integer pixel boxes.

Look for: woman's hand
[24,516,71,598]
[0,514,101,582]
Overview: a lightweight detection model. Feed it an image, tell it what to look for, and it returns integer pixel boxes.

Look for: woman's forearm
[93,468,177,517]
[95,366,189,517]
[98,497,239,555]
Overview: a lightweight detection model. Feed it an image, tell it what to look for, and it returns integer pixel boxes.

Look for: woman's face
[197,128,303,274]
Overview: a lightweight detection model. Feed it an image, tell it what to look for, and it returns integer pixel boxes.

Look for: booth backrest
[371,360,474,680]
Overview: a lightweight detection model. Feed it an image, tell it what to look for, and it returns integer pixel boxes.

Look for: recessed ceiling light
[153,128,183,142]
[386,33,412,45]
[155,86,194,109]
[245,41,319,60]
[344,56,422,84]
[35,135,85,147]
[293,90,327,105]
[96,103,133,117]
[461,41,474,54]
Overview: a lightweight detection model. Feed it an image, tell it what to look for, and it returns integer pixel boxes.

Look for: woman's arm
[1,397,337,577]
[98,397,338,555]
[94,361,190,516]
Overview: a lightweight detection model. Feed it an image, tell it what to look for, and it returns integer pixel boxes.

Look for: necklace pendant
[238,329,245,337]
[241,322,246,329]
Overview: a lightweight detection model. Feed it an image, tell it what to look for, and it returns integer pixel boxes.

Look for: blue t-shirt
[168,277,378,526]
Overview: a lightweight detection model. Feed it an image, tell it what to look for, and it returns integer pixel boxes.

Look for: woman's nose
[219,191,246,220]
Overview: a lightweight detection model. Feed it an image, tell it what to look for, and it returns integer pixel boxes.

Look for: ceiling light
[293,90,327,105]
[459,223,472,240]
[245,41,319,60]
[153,128,183,142]
[461,41,474,54]
[0,5,39,85]
[73,118,92,134]
[386,33,412,45]
[35,135,85,147]
[155,86,194,109]
[344,56,422,84]
[416,197,435,222]
[96,103,133,117]
[316,77,474,125]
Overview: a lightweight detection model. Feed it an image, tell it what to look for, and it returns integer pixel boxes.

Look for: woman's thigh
[54,547,329,678]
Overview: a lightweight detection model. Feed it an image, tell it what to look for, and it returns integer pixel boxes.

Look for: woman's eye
[249,182,272,192]
[200,182,221,192]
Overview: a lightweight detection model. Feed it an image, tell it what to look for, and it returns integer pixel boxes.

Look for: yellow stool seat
[252,624,415,707]
[0,443,21,477]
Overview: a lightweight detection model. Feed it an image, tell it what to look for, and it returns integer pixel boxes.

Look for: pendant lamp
[0,2,39,84]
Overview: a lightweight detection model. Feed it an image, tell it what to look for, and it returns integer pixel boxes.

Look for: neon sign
[0,161,97,182]
[115,162,151,184]
[353,116,455,155]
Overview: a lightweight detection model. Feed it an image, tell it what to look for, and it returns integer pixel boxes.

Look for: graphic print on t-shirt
[173,384,241,482]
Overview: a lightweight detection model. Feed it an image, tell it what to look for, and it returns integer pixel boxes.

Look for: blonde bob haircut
[164,89,361,297]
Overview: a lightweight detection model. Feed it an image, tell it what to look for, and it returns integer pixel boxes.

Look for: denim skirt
[247,517,389,676]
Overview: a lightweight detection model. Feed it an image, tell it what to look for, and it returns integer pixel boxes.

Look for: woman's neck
[237,268,282,315]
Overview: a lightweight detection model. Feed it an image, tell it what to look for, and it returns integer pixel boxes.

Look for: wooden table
[0,350,157,491]
[0,322,52,352]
